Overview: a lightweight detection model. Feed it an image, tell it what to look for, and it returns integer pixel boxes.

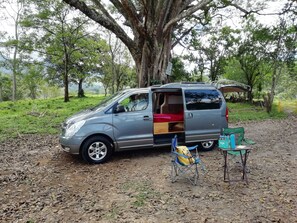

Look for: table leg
[240,150,249,184]
[223,151,229,182]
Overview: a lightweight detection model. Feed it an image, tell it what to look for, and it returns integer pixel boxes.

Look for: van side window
[119,93,148,112]
[185,89,222,110]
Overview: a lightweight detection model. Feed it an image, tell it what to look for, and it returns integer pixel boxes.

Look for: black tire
[81,136,113,164]
[199,140,216,151]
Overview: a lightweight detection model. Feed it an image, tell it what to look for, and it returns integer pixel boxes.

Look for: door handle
[187,113,193,119]
[143,115,150,120]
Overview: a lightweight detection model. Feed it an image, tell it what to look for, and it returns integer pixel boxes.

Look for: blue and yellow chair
[171,135,205,185]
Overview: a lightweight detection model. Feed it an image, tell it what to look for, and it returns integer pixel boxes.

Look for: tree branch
[163,0,212,33]
[172,25,195,49]
[111,0,146,37]
[156,0,173,38]
[63,0,136,55]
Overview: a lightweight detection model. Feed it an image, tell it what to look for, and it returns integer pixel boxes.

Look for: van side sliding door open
[151,88,185,145]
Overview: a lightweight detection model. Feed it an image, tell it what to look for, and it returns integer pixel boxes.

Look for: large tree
[0,0,25,101]
[187,26,238,81]
[234,17,270,102]
[24,1,110,101]
[263,15,297,112]
[63,0,256,87]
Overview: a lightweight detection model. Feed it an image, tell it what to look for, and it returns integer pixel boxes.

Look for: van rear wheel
[199,140,216,151]
[81,136,113,164]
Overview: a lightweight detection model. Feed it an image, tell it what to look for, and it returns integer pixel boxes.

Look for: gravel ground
[1,116,297,223]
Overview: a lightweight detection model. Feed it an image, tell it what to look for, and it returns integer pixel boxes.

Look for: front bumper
[59,135,84,155]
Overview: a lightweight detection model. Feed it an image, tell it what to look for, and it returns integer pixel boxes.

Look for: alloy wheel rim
[201,141,214,149]
[88,142,107,161]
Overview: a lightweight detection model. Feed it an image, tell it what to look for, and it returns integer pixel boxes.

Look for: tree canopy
[62,0,260,87]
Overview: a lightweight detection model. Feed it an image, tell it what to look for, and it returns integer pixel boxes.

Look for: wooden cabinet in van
[153,93,184,134]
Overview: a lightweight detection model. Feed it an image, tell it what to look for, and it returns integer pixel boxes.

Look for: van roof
[156,82,216,89]
[122,82,217,92]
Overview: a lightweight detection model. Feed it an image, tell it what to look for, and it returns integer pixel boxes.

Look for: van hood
[65,109,97,125]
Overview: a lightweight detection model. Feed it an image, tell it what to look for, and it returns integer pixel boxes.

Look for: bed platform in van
[153,113,184,134]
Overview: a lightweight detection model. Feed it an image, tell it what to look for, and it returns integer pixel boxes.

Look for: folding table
[218,145,253,184]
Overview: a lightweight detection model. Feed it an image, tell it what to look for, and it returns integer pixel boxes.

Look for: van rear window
[185,89,222,110]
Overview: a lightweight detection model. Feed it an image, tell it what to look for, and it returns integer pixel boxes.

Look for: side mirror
[115,104,125,113]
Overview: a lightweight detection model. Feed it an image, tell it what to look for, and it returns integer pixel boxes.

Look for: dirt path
[1,117,297,222]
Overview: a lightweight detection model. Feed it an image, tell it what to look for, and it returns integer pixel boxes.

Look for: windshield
[90,90,128,111]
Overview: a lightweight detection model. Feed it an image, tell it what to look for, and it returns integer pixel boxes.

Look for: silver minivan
[59,83,228,164]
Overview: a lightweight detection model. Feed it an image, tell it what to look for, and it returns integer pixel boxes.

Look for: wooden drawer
[154,122,169,134]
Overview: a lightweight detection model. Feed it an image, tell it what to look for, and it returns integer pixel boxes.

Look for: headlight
[65,120,86,138]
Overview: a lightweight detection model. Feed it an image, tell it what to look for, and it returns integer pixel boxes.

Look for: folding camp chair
[171,135,205,185]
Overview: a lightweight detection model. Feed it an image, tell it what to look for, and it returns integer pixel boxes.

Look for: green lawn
[0,95,105,142]
[227,102,287,122]
[0,95,292,142]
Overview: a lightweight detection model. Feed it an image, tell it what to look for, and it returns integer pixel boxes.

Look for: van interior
[152,89,185,144]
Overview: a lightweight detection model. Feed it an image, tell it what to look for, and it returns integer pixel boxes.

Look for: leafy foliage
[0,72,12,101]
[22,1,112,101]
[170,57,191,82]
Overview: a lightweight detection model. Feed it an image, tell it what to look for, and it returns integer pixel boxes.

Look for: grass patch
[227,102,287,123]
[0,95,106,142]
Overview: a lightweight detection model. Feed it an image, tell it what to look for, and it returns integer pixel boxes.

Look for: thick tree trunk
[30,87,37,99]
[263,92,272,113]
[63,55,69,102]
[104,86,108,96]
[268,73,276,113]
[247,76,253,102]
[246,75,254,102]
[134,31,172,87]
[247,88,253,102]
[64,72,69,102]
[63,32,70,102]
[266,65,282,113]
[12,69,17,101]
[77,78,85,98]
[266,30,283,113]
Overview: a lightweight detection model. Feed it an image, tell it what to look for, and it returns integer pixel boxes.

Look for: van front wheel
[199,140,216,151]
[81,136,113,164]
